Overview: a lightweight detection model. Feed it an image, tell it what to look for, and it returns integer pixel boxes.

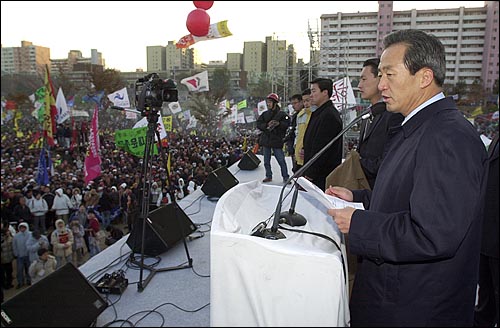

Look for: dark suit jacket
[358,102,404,189]
[348,97,488,326]
[481,134,499,258]
[302,100,342,191]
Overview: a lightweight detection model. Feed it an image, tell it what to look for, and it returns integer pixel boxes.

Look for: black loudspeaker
[201,166,239,198]
[238,151,261,170]
[1,263,107,327]
[126,203,197,257]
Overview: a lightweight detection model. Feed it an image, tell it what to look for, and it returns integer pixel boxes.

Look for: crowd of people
[0,99,258,303]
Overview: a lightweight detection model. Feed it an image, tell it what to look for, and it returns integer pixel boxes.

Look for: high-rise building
[147,45,166,72]
[1,41,50,75]
[317,1,499,91]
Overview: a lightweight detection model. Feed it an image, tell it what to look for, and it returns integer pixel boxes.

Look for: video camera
[135,73,178,114]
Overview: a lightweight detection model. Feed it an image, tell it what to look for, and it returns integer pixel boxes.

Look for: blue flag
[36,148,49,186]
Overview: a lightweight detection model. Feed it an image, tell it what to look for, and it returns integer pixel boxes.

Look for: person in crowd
[28,248,57,284]
[474,133,499,327]
[150,181,163,211]
[70,187,83,212]
[85,210,101,257]
[84,187,100,209]
[303,78,343,191]
[256,93,290,184]
[284,94,303,172]
[26,229,50,264]
[97,186,112,229]
[51,218,74,268]
[28,190,48,234]
[1,220,15,291]
[119,183,129,225]
[326,29,488,326]
[51,188,72,224]
[41,185,55,232]
[294,88,313,173]
[357,57,404,190]
[13,195,32,228]
[12,222,31,289]
[104,224,124,246]
[126,190,139,232]
[69,219,86,266]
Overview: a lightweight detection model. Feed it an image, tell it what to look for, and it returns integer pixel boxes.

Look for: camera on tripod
[135,73,178,114]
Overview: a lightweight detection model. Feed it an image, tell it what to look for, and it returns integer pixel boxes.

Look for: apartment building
[318,1,499,91]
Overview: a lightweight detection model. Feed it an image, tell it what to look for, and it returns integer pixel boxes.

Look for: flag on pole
[55,87,70,124]
[331,77,357,111]
[43,65,58,146]
[107,87,131,108]
[36,148,49,186]
[84,106,102,184]
[181,71,209,92]
[167,151,171,176]
[176,20,232,49]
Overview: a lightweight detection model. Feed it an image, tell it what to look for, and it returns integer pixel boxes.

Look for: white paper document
[296,177,365,210]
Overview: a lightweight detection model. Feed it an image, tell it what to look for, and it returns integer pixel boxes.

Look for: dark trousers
[474,254,499,326]
[1,262,13,287]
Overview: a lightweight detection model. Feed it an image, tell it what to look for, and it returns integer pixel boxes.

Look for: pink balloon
[193,1,214,10]
[186,8,210,37]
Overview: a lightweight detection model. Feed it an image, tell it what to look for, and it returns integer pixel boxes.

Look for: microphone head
[370,104,386,116]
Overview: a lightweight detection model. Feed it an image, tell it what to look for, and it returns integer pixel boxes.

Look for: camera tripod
[130,107,193,292]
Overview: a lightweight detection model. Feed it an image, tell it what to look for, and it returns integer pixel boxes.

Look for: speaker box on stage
[238,151,261,170]
[201,166,239,198]
[126,203,197,257]
[0,263,107,327]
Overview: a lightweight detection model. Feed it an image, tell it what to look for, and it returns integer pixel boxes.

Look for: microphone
[279,182,306,227]
[257,107,373,240]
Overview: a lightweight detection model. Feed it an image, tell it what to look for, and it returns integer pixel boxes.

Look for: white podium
[210,180,350,327]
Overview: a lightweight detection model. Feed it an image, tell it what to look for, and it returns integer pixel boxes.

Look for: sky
[1,1,485,72]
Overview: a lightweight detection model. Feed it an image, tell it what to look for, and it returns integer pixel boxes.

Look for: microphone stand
[259,108,373,240]
[119,105,192,292]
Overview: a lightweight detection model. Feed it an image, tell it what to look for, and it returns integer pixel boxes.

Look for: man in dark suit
[326,29,488,326]
[474,133,499,327]
[302,78,343,191]
[357,57,404,189]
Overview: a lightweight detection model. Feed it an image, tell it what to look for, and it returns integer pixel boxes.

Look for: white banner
[133,113,167,140]
[331,77,357,111]
[168,101,182,114]
[257,100,268,116]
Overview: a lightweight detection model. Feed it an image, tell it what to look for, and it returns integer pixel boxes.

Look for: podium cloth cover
[210,180,350,327]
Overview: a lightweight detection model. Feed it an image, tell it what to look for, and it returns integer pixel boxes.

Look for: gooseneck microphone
[279,184,306,227]
[257,107,373,240]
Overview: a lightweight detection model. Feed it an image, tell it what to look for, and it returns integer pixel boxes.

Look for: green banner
[114,127,158,157]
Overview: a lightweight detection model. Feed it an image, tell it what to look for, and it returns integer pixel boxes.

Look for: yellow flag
[242,136,247,152]
[470,106,483,118]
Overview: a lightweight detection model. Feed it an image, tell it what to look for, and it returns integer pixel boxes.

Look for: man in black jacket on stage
[303,78,343,191]
[357,57,404,189]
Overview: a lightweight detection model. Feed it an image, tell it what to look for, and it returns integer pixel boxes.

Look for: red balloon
[193,1,214,10]
[186,8,210,37]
